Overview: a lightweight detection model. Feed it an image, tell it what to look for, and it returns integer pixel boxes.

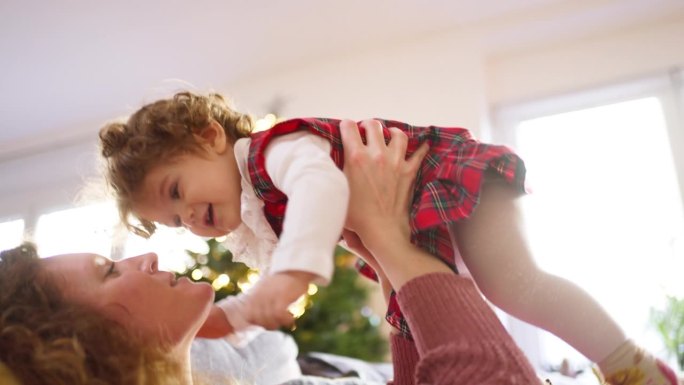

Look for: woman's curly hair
[99,91,254,238]
[0,243,183,385]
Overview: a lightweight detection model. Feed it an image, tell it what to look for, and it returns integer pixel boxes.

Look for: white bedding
[190,328,598,385]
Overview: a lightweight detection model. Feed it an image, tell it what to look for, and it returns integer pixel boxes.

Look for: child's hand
[241,271,313,330]
[196,305,234,338]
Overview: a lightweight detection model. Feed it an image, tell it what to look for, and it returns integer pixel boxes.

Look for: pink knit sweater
[389,273,541,385]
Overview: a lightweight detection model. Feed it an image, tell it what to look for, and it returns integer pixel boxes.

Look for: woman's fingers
[340,119,364,152]
[359,119,386,150]
[398,142,429,199]
[341,118,427,239]
[341,229,378,268]
[341,229,364,252]
[407,142,429,173]
[388,127,409,165]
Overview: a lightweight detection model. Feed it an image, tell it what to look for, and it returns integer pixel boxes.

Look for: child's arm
[233,130,346,331]
[197,270,311,337]
[218,270,315,330]
[243,271,314,329]
[264,131,349,286]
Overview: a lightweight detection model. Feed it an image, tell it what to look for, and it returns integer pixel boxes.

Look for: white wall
[2,14,684,224]
[488,16,684,106]
[228,29,488,132]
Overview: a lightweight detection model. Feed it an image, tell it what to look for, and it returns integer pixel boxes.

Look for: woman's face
[41,252,214,346]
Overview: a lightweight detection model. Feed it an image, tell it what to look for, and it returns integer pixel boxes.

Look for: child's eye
[105,261,119,278]
[170,183,180,199]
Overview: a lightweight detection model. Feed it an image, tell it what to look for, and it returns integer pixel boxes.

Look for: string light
[211,274,230,290]
[191,269,203,280]
[237,269,261,292]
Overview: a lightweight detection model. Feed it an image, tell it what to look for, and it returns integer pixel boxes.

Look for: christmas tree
[178,238,388,361]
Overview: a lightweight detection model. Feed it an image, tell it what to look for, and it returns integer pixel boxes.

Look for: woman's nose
[121,252,158,273]
[181,206,196,229]
[141,252,158,273]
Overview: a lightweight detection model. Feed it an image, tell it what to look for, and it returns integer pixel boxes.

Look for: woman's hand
[340,228,394,304]
[340,119,433,293]
[341,119,452,291]
[340,119,428,250]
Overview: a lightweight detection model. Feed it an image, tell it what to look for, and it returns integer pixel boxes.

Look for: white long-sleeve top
[221,131,349,285]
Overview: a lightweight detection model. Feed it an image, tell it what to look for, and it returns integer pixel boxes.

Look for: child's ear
[196,120,228,153]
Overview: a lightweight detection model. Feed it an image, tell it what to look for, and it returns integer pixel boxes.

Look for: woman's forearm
[395,273,541,384]
[363,229,452,292]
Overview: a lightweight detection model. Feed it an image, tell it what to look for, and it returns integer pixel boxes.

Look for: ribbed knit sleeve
[395,273,541,385]
[390,333,419,385]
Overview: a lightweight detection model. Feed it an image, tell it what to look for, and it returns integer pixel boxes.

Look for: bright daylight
[515,97,684,370]
[1,1,683,385]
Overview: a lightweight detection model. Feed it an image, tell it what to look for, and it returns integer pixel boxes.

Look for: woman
[0,245,209,385]
[0,120,540,385]
[0,246,185,384]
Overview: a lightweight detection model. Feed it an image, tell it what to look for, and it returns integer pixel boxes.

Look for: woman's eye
[105,262,119,278]
[173,215,182,227]
[170,183,180,199]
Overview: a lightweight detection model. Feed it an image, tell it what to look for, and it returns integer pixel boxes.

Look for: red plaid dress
[247,117,527,338]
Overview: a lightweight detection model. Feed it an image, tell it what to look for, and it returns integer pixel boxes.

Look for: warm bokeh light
[191,269,204,281]
[254,113,277,132]
[287,294,308,319]
[211,274,230,290]
[237,269,261,292]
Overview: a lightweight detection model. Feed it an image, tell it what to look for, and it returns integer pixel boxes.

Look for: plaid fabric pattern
[247,117,527,338]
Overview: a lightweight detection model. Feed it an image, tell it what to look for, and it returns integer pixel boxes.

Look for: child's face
[133,130,243,238]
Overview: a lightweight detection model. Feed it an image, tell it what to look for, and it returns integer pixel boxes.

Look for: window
[120,225,208,273]
[493,74,684,370]
[0,219,25,251]
[32,201,207,272]
[34,202,118,257]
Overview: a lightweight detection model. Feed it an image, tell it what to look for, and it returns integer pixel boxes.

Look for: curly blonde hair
[99,91,253,238]
[0,243,184,385]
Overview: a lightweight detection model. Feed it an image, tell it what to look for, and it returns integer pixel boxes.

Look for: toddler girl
[99,91,677,385]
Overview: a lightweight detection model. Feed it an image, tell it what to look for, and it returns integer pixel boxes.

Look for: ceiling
[1,0,683,161]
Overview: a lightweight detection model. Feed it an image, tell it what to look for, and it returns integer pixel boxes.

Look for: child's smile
[132,127,243,238]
